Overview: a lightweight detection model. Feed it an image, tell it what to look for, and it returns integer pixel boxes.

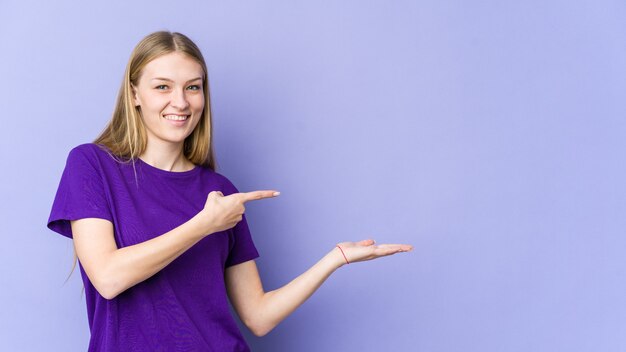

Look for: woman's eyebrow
[151,77,203,83]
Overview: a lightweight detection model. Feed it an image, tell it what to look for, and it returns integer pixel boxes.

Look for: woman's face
[132,52,205,146]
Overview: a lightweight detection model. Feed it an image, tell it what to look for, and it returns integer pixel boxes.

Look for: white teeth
[163,115,188,121]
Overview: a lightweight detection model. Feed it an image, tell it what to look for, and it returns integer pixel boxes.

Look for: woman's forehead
[141,52,204,81]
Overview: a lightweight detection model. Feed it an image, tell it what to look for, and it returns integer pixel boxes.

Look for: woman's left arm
[224,239,413,337]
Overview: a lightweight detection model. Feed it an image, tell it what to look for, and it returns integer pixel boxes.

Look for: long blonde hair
[66,31,218,291]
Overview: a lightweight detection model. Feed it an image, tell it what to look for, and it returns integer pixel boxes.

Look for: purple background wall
[1,1,625,351]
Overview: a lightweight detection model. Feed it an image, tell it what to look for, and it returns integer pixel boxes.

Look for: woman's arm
[72,190,278,300]
[72,214,209,300]
[225,239,413,337]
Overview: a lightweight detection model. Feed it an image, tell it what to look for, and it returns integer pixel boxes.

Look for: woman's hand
[198,190,279,235]
[335,239,413,265]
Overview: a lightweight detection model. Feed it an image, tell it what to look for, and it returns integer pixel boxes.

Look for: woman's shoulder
[70,142,113,155]
[66,142,103,156]
[65,143,123,168]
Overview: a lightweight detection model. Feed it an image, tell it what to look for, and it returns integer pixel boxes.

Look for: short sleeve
[219,176,260,267]
[47,146,113,239]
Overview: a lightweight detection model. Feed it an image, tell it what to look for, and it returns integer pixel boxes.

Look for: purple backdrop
[1,0,625,351]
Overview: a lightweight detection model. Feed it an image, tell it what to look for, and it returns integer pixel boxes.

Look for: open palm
[336,239,413,264]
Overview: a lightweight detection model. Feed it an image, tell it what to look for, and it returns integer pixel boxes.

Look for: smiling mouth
[162,114,190,121]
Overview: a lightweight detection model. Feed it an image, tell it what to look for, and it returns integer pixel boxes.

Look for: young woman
[47,31,413,352]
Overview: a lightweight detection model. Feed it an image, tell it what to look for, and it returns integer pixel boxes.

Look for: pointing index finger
[238,190,280,203]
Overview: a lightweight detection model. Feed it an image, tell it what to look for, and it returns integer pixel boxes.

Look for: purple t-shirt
[47,143,259,352]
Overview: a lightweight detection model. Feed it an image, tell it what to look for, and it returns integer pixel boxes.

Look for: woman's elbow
[250,326,272,338]
[98,286,119,300]
[92,271,125,300]
[245,319,275,337]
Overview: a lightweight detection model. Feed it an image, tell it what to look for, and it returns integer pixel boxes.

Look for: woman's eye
[187,85,201,91]
[155,85,168,90]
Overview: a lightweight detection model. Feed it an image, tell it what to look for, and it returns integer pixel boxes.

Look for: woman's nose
[170,88,189,110]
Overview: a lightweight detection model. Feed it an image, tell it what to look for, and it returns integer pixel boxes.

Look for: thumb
[356,239,376,246]
[208,190,224,199]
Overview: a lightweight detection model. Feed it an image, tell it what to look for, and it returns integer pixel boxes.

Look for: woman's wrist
[189,211,215,239]
[326,246,348,270]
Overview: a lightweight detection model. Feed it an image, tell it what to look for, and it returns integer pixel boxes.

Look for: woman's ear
[131,84,140,107]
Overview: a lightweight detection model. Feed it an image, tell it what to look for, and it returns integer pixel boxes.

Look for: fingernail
[273,192,280,196]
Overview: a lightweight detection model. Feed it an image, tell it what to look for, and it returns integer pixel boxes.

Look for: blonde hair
[67,31,218,293]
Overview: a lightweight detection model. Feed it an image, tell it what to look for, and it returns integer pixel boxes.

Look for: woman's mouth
[162,114,190,126]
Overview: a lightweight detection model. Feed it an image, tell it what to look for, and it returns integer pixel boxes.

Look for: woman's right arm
[71,190,278,300]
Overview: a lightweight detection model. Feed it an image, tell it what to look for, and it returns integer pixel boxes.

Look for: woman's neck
[139,140,194,172]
